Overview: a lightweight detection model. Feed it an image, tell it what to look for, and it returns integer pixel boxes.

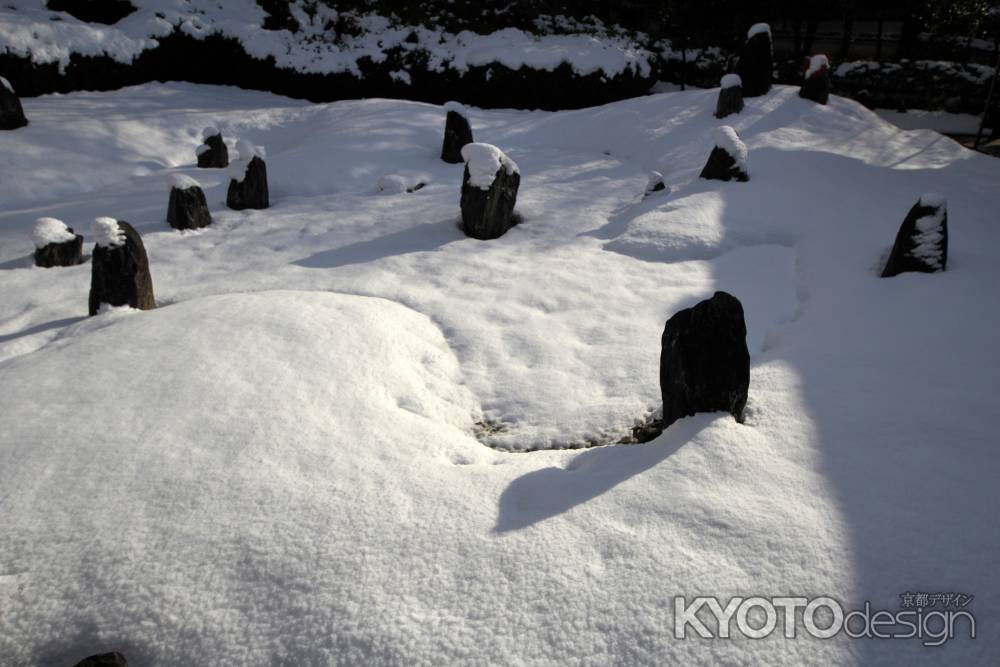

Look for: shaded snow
[720,73,742,89]
[0,74,13,93]
[713,125,748,169]
[806,54,829,79]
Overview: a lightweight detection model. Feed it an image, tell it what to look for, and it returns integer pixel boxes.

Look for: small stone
[0,75,28,130]
[699,126,749,182]
[441,103,474,164]
[881,194,948,277]
[646,171,665,195]
[197,127,229,168]
[72,652,128,667]
[167,175,212,230]
[660,291,750,429]
[799,55,831,105]
[32,217,83,268]
[88,218,155,316]
[460,143,520,240]
[734,23,773,97]
[715,74,744,119]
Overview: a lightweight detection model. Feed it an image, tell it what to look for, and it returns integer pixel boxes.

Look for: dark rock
[660,291,750,429]
[715,75,744,119]
[88,218,155,316]
[47,0,136,24]
[32,217,84,268]
[34,234,84,268]
[196,131,229,168]
[226,155,269,210]
[460,143,520,240]
[72,652,128,667]
[881,195,948,278]
[167,178,212,230]
[646,171,665,195]
[799,55,831,105]
[441,107,474,164]
[0,76,28,130]
[734,24,773,97]
[699,127,749,182]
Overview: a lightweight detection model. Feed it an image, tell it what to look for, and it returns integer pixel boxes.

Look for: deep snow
[0,83,998,665]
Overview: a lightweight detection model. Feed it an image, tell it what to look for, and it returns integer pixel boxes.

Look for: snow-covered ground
[0,83,998,664]
[875,108,984,135]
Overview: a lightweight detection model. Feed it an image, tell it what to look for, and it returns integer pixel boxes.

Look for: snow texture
[806,54,830,79]
[720,73,742,89]
[747,22,771,39]
[0,1,652,78]
[444,100,468,117]
[461,142,519,190]
[712,125,748,169]
[0,75,13,93]
[168,173,200,191]
[30,216,74,248]
[0,82,998,666]
[91,216,124,247]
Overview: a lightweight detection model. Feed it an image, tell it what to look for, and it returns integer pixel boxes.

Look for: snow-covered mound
[0,83,998,664]
[30,216,74,248]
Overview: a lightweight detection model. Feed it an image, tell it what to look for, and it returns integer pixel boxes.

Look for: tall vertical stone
[660,291,750,429]
[715,74,744,119]
[459,143,520,240]
[167,174,212,230]
[441,102,474,164]
[881,194,948,277]
[0,75,28,130]
[799,54,831,105]
[226,140,269,210]
[734,23,773,97]
[88,218,155,315]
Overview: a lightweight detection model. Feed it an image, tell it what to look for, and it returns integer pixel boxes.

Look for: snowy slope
[0,84,998,665]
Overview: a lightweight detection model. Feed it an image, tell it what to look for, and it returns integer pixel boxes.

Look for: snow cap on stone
[805,54,830,79]
[92,217,125,248]
[919,192,946,209]
[195,143,211,156]
[169,173,201,191]
[646,170,664,192]
[201,125,220,140]
[0,76,13,93]
[31,217,75,249]
[236,139,264,161]
[444,101,468,117]
[713,126,748,168]
[461,143,518,190]
[720,74,742,89]
[748,23,771,39]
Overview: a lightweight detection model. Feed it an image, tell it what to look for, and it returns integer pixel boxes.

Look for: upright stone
[166,174,212,230]
[646,170,666,195]
[460,143,520,240]
[32,217,83,268]
[660,291,750,429]
[881,194,948,277]
[72,653,128,667]
[226,139,269,210]
[196,126,229,168]
[715,74,744,119]
[0,75,28,130]
[734,23,773,97]
[700,126,749,182]
[88,218,155,316]
[799,54,831,105]
[441,101,474,164]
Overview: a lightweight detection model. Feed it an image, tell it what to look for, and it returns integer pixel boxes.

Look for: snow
[910,207,946,269]
[0,82,999,665]
[236,138,263,160]
[0,1,653,78]
[168,173,200,191]
[194,143,210,156]
[646,170,664,193]
[747,23,771,39]
[712,125,748,169]
[805,54,829,79]
[720,73,742,89]
[444,100,468,117]
[201,125,219,139]
[460,142,519,190]
[30,216,75,248]
[91,216,124,247]
[389,69,412,85]
[875,109,983,134]
[0,74,13,93]
[919,192,947,208]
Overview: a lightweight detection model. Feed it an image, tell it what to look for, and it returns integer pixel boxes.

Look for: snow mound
[0,75,13,93]
[748,23,771,39]
[444,101,468,117]
[168,173,200,191]
[30,217,75,248]
[91,217,124,247]
[806,54,830,78]
[720,73,742,89]
[201,125,219,139]
[713,125,748,168]
[461,142,519,190]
